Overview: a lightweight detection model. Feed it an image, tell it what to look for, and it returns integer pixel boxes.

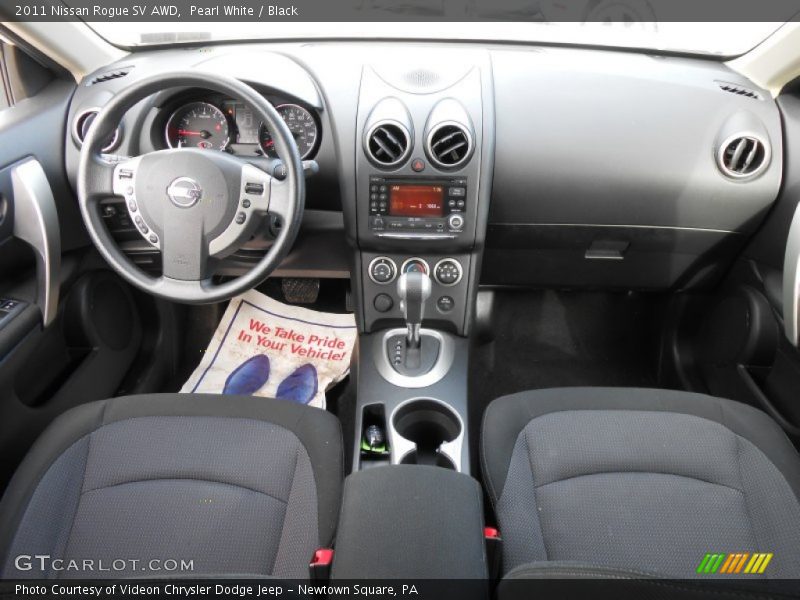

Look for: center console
[348,50,495,474]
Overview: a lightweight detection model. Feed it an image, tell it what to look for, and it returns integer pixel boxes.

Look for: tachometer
[258,104,318,159]
[166,102,230,150]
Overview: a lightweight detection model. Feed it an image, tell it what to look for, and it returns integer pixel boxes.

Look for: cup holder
[392,399,461,470]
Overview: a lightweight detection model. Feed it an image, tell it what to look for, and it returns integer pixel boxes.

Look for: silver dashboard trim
[433,258,463,286]
[388,396,464,472]
[11,159,61,327]
[784,201,800,346]
[367,256,397,285]
[373,327,455,388]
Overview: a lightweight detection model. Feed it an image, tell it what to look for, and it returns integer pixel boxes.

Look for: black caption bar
[2,0,800,22]
[2,578,797,600]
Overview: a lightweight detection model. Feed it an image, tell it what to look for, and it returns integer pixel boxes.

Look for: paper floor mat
[181,289,357,409]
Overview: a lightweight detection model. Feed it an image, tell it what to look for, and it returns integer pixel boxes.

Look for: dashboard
[62,43,784,323]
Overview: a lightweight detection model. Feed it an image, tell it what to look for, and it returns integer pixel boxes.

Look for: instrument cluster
[161,93,320,159]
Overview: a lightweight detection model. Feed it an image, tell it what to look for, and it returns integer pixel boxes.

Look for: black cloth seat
[481,387,800,579]
[0,394,343,579]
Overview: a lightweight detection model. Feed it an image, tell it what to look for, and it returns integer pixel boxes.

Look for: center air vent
[717,135,769,179]
[72,110,120,153]
[365,122,411,168]
[426,122,473,169]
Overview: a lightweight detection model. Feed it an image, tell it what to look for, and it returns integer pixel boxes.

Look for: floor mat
[468,289,666,472]
[181,289,357,409]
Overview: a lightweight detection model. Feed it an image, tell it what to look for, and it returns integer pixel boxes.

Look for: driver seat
[0,394,342,579]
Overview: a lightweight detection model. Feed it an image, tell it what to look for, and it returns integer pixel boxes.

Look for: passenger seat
[481,387,800,578]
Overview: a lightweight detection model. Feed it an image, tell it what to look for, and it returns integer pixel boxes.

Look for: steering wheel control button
[373,293,394,313]
[119,169,134,179]
[401,257,430,276]
[244,182,264,195]
[448,214,465,231]
[149,233,158,244]
[235,212,247,225]
[411,158,426,172]
[127,200,137,212]
[368,257,398,284]
[434,258,463,286]
[437,296,455,313]
[242,199,251,208]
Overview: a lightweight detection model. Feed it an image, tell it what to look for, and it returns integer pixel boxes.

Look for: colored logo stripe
[697,553,773,575]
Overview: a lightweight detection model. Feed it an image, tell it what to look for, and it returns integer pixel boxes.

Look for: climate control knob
[434,259,463,286]
[448,214,465,230]
[368,257,397,284]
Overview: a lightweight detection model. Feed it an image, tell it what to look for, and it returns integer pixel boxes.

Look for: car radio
[367,175,467,237]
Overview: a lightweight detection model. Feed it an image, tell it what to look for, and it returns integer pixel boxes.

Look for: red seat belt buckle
[310,548,334,583]
[484,527,502,580]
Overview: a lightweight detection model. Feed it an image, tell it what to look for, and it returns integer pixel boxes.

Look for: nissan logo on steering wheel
[167,177,203,208]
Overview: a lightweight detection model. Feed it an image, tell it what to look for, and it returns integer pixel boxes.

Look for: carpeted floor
[468,289,669,474]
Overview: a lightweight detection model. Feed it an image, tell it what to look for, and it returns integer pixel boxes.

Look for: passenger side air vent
[717,135,769,179]
[717,81,762,101]
[89,69,131,85]
[426,122,473,169]
[365,122,411,168]
[72,110,120,152]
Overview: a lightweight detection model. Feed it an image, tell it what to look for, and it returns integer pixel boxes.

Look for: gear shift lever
[397,270,432,349]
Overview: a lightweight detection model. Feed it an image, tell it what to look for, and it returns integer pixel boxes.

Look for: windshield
[89,22,785,57]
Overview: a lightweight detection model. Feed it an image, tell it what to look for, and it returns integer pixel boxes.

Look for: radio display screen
[388,184,444,217]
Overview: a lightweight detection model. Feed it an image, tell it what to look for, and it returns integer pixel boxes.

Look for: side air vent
[89,69,131,85]
[365,122,411,168]
[717,81,762,101]
[717,135,769,179]
[426,122,473,169]
[72,110,120,152]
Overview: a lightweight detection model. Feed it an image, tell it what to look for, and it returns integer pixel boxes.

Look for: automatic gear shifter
[386,270,439,375]
[397,270,432,348]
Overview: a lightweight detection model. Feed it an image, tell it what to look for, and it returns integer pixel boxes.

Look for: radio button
[437,296,455,313]
[448,214,465,230]
[449,187,466,197]
[370,216,385,229]
[374,293,394,313]
[369,257,397,284]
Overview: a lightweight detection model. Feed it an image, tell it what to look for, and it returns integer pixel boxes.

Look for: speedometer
[165,102,230,150]
[258,104,319,159]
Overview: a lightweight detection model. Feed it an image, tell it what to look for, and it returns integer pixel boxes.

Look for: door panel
[0,55,147,488]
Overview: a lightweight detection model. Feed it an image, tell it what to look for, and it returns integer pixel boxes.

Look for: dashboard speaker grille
[366,122,410,167]
[718,135,768,179]
[427,123,472,169]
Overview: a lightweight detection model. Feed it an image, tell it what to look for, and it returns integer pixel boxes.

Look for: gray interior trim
[783,200,800,346]
[389,396,465,472]
[10,158,60,327]
[373,327,455,388]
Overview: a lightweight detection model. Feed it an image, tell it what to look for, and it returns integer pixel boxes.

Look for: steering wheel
[77,72,305,304]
